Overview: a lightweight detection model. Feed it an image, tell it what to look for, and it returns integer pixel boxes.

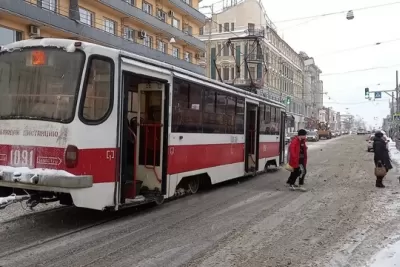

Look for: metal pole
[206,4,213,78]
[396,70,399,112]
[392,92,395,116]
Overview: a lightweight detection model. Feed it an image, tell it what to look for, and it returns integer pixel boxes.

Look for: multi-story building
[300,52,323,129]
[198,0,305,132]
[0,0,206,74]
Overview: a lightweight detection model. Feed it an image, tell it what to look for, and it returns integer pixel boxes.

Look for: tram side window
[215,93,227,133]
[259,104,266,134]
[81,57,113,123]
[202,89,218,133]
[275,108,281,135]
[171,80,189,132]
[226,95,236,134]
[262,104,274,135]
[235,97,244,134]
[270,106,277,135]
[188,83,203,132]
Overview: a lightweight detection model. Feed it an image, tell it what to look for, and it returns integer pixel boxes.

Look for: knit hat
[298,129,307,136]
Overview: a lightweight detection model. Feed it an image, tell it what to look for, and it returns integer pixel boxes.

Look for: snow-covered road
[1,134,399,267]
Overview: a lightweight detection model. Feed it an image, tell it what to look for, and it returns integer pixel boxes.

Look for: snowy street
[2,134,400,267]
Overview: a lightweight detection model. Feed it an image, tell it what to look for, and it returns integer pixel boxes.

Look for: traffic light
[286,96,291,105]
[365,88,369,98]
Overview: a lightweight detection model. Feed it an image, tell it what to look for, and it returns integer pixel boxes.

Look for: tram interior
[122,72,164,202]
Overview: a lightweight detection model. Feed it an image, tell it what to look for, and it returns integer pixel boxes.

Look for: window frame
[78,55,115,125]
[0,47,86,124]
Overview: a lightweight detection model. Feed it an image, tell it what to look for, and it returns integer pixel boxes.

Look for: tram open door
[121,77,168,205]
[279,111,286,165]
[244,102,259,174]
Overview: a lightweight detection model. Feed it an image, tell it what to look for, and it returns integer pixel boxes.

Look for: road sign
[374,91,382,99]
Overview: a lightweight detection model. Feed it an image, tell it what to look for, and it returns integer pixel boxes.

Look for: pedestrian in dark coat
[373,131,392,188]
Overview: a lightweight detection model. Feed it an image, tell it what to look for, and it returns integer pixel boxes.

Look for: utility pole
[396,70,399,112]
[392,92,395,116]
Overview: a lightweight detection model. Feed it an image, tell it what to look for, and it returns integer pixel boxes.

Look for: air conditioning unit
[29,25,40,36]
[168,10,174,17]
[138,30,147,39]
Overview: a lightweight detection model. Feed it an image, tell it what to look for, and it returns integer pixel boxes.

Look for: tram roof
[2,38,285,110]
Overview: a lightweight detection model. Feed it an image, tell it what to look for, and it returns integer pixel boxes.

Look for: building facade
[0,0,206,74]
[198,0,306,132]
[300,52,323,129]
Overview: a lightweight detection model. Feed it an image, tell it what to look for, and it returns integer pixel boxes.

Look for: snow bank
[367,237,400,267]
[365,140,400,267]
[0,165,75,177]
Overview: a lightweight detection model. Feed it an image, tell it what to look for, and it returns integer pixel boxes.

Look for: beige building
[198,0,307,130]
[0,0,206,74]
[300,52,324,129]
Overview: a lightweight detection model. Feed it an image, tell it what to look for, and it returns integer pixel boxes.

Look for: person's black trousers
[287,167,301,185]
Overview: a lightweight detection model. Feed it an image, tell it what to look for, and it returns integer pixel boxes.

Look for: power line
[316,36,400,58]
[321,63,400,76]
[274,1,400,23]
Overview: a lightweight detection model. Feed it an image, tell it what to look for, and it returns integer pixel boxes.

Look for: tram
[0,38,286,211]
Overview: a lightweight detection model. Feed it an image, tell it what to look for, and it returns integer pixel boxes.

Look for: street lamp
[346,10,354,20]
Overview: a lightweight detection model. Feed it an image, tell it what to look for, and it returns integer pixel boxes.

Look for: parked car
[306,131,319,142]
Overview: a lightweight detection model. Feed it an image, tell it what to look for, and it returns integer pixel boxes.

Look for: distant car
[307,131,319,142]
[286,132,297,144]
[331,132,337,138]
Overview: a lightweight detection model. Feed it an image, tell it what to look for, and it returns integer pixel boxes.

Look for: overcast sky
[201,0,400,128]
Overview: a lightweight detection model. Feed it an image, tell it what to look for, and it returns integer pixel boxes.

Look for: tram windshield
[0,47,84,122]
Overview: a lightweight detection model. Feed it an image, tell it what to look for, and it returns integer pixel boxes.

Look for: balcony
[0,0,204,74]
[246,52,263,62]
[215,55,235,66]
[99,0,205,51]
[234,78,263,88]
[169,0,206,24]
[245,28,265,38]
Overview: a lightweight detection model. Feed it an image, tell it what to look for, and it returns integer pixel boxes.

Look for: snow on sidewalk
[365,139,400,267]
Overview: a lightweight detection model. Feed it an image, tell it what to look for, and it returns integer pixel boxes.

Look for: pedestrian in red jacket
[286,129,308,191]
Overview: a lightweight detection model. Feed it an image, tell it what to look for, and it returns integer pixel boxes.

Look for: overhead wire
[273,1,400,23]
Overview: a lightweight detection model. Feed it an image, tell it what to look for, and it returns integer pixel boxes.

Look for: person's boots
[376,177,385,188]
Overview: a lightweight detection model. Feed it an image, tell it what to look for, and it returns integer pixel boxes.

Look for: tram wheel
[188,176,200,194]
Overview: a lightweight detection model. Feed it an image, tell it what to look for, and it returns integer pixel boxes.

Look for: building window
[104,18,116,34]
[81,58,113,122]
[41,0,57,12]
[123,0,135,5]
[0,26,23,45]
[79,7,94,26]
[223,23,229,32]
[219,24,222,32]
[172,18,180,29]
[157,40,167,53]
[144,35,153,48]
[223,68,229,80]
[172,47,180,58]
[142,1,153,15]
[183,25,193,35]
[199,27,204,35]
[231,23,235,31]
[184,52,192,62]
[123,27,135,41]
[248,23,255,30]
[157,9,166,22]
[181,0,192,5]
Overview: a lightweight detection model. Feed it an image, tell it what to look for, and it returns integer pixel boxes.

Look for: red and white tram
[0,38,286,211]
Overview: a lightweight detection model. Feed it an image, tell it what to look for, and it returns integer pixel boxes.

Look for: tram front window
[0,47,85,122]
